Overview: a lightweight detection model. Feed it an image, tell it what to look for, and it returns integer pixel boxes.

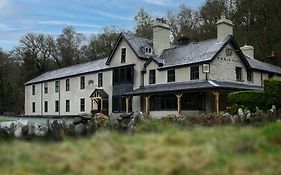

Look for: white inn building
[25,15,281,117]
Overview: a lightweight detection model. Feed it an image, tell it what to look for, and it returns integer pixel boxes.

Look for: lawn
[0,122,281,175]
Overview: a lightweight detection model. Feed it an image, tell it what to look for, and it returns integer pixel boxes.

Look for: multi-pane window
[44,82,48,94]
[236,67,243,81]
[44,101,48,113]
[80,98,85,112]
[80,76,85,89]
[55,81,59,93]
[32,85,35,95]
[167,69,175,82]
[121,48,126,63]
[55,100,59,112]
[113,66,134,85]
[66,79,70,91]
[98,73,103,87]
[247,70,252,82]
[66,100,70,112]
[32,102,35,113]
[112,96,132,113]
[190,66,199,80]
[149,69,156,84]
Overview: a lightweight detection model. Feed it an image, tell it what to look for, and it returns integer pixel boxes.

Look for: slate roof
[246,56,281,74]
[25,58,108,85]
[126,80,262,96]
[122,33,153,59]
[158,38,225,68]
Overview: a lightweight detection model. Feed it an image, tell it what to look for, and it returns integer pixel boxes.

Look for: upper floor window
[145,47,152,54]
[247,70,253,82]
[190,66,199,80]
[80,76,85,89]
[113,66,134,85]
[149,69,156,84]
[121,48,126,63]
[66,100,70,112]
[55,81,59,93]
[98,73,103,87]
[32,85,35,95]
[66,79,70,91]
[55,100,59,112]
[167,69,175,82]
[44,101,48,113]
[80,98,85,112]
[44,82,48,94]
[236,67,243,81]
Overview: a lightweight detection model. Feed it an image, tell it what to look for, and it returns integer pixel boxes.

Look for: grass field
[1,121,281,175]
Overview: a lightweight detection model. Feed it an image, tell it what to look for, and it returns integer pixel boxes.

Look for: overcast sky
[0,0,206,51]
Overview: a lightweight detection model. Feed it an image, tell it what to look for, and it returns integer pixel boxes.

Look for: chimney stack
[240,45,254,58]
[216,13,234,42]
[153,18,171,55]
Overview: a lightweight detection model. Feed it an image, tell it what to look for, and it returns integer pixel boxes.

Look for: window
[190,66,199,80]
[149,69,156,84]
[112,96,132,113]
[247,70,252,82]
[32,85,35,95]
[66,100,70,112]
[44,101,48,113]
[44,82,48,94]
[268,73,274,79]
[66,79,70,91]
[150,95,177,111]
[113,66,134,85]
[98,73,103,87]
[55,81,59,93]
[80,76,85,89]
[121,48,126,63]
[80,98,85,112]
[236,67,243,81]
[55,100,59,112]
[145,47,152,54]
[167,69,175,82]
[32,102,35,113]
[181,93,205,110]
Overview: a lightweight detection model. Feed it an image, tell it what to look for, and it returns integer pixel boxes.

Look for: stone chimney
[240,45,254,58]
[216,13,234,42]
[153,18,171,55]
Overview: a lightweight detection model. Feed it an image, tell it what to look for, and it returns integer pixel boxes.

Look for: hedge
[264,78,281,108]
[228,90,266,111]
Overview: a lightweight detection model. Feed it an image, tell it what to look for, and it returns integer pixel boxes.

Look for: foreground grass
[1,122,281,175]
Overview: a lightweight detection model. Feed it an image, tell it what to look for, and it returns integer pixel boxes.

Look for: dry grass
[1,122,281,175]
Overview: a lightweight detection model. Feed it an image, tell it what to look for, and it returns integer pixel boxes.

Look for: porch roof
[90,89,109,99]
[125,80,262,96]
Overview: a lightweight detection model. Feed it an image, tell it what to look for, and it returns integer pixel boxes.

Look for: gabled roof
[106,33,153,65]
[25,58,108,85]
[246,56,281,74]
[157,35,250,70]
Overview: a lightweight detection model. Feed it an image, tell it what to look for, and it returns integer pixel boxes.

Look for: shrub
[263,122,281,146]
[264,78,281,108]
[228,90,266,111]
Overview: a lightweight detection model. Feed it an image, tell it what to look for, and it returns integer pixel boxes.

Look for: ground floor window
[44,101,48,113]
[55,100,59,112]
[66,100,70,112]
[150,94,177,111]
[80,98,85,112]
[181,93,205,110]
[149,93,206,111]
[112,96,132,113]
[32,102,35,113]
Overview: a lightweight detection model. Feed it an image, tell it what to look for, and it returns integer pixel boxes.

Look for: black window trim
[167,69,175,83]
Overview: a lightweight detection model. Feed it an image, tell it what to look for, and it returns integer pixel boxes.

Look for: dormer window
[121,48,126,63]
[145,47,152,54]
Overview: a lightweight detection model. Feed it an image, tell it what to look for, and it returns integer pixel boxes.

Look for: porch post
[126,96,130,113]
[212,91,220,114]
[145,96,150,116]
[176,93,183,116]
[101,98,103,113]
